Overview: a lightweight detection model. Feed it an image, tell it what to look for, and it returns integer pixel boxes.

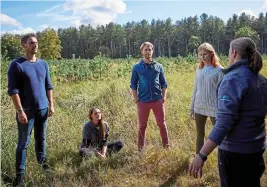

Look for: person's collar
[222,59,249,74]
[141,59,155,64]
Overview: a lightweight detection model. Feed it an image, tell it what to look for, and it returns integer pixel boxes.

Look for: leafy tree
[1,33,23,60]
[235,26,260,44]
[188,36,201,53]
[38,28,61,60]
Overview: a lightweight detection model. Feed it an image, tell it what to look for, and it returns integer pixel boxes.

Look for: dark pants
[195,113,215,154]
[218,149,265,187]
[80,140,124,157]
[16,108,48,176]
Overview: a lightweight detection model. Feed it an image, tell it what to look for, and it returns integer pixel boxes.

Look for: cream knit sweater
[190,65,224,117]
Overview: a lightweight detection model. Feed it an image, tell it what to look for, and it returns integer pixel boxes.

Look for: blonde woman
[190,42,224,154]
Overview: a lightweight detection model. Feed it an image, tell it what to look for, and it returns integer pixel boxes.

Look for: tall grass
[1,56,267,187]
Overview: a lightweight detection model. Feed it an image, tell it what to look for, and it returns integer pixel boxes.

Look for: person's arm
[188,139,217,178]
[46,90,54,117]
[190,69,198,119]
[162,88,167,103]
[131,90,139,103]
[189,76,246,178]
[101,122,110,156]
[45,63,54,117]
[11,94,28,124]
[130,66,139,103]
[159,65,168,103]
[96,122,109,159]
[8,62,28,124]
[101,146,107,156]
[81,124,91,148]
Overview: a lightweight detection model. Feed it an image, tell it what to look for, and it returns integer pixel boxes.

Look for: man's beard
[145,55,152,59]
[31,49,37,54]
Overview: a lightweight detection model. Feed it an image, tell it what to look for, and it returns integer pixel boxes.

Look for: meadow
[1,55,267,187]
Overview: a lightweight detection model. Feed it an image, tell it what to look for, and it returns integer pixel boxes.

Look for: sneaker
[12,175,25,187]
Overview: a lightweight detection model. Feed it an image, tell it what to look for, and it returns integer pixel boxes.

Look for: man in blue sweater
[8,33,54,187]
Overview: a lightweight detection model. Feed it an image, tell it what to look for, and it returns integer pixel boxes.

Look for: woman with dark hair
[189,37,267,187]
[79,107,124,159]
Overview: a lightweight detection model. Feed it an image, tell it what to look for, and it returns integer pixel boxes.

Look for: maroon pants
[137,99,169,150]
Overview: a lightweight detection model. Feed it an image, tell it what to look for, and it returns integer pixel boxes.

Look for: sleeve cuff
[102,139,108,147]
[8,89,19,96]
[161,83,168,88]
[46,87,53,90]
[130,85,138,90]
[208,126,228,145]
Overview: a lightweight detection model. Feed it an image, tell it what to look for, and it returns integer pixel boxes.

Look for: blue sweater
[7,57,53,110]
[208,59,267,153]
[130,60,168,102]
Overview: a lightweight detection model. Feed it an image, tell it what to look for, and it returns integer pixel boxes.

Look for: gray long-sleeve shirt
[81,121,109,149]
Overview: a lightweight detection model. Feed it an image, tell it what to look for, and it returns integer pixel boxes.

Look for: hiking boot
[12,175,25,187]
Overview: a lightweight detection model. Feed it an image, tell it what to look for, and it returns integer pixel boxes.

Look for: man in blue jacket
[130,42,169,151]
[8,33,55,187]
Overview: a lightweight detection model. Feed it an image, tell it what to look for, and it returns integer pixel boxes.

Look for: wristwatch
[198,152,207,162]
[17,108,23,113]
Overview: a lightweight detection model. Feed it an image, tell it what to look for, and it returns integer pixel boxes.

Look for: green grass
[1,57,267,187]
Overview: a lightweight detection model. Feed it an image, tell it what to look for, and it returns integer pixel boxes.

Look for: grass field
[1,56,267,187]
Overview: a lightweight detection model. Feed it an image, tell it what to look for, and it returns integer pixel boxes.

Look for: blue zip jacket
[130,59,168,102]
[208,59,267,153]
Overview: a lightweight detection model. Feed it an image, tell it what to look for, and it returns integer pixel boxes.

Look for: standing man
[8,33,54,187]
[130,42,169,151]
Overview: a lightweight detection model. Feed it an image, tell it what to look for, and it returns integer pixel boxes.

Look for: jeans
[218,149,265,187]
[16,108,48,176]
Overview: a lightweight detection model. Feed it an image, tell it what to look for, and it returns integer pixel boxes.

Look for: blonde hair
[198,42,222,69]
[140,42,154,51]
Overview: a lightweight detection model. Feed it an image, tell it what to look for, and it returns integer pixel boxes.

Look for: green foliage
[1,57,267,187]
[219,54,229,67]
[235,26,260,44]
[38,28,62,60]
[0,33,23,60]
[1,12,267,60]
[185,53,197,64]
[188,36,201,53]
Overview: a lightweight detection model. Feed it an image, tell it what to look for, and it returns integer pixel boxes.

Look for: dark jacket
[209,59,267,153]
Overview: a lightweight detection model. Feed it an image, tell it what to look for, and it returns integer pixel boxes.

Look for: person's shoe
[138,148,145,158]
[12,175,25,187]
[163,144,171,149]
[41,163,53,173]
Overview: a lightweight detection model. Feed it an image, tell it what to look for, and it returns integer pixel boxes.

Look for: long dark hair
[89,107,106,140]
[230,37,263,74]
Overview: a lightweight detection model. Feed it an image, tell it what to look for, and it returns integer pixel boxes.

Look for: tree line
[1,12,267,60]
